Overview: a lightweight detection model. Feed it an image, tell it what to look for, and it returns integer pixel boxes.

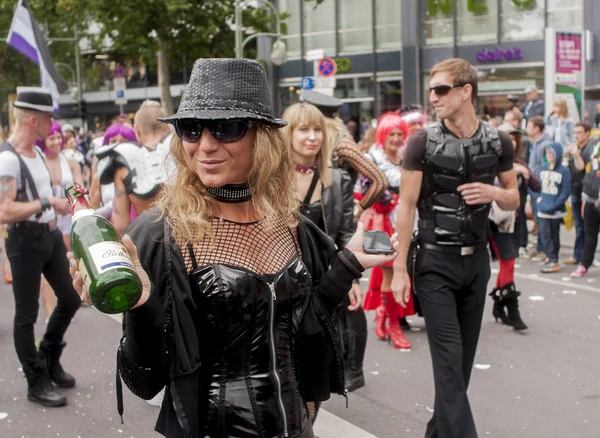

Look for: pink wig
[102,123,137,145]
[37,121,64,154]
[375,112,408,149]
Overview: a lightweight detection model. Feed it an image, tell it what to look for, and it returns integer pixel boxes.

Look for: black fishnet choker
[206,183,252,203]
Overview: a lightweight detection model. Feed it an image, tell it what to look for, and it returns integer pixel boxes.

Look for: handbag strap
[302,169,321,205]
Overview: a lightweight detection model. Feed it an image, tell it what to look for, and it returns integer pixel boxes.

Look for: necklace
[295,163,318,174]
[206,183,252,203]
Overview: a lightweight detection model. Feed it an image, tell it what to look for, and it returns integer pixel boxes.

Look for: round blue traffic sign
[318,58,337,77]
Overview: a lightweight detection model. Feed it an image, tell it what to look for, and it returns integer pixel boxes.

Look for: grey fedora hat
[160,58,286,127]
[13,86,55,115]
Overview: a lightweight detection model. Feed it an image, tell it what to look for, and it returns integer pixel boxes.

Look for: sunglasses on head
[174,119,254,143]
[429,83,466,96]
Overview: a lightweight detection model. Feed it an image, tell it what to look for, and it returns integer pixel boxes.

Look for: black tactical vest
[417,122,503,246]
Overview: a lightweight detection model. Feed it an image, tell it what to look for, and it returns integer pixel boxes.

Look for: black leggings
[582,202,600,269]
[6,226,81,381]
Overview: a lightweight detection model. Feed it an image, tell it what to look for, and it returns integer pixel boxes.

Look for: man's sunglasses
[429,84,466,96]
[174,119,253,143]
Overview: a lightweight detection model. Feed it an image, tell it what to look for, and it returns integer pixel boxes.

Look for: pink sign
[556,33,582,73]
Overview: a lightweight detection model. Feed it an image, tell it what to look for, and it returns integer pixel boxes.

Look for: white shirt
[0,147,56,223]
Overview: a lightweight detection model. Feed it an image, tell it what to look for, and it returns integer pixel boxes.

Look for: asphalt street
[1,239,599,437]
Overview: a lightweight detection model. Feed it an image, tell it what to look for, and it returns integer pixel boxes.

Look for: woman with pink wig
[357,112,416,350]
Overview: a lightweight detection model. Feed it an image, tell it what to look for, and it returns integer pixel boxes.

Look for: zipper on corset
[268,282,289,437]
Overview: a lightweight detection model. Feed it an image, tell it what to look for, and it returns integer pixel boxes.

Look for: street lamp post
[234,0,286,65]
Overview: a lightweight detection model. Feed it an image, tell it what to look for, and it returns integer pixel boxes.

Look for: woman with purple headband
[38,121,83,320]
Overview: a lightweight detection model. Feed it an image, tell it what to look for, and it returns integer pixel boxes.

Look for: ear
[463,84,473,102]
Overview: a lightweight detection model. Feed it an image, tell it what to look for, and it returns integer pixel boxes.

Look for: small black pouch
[406,235,419,281]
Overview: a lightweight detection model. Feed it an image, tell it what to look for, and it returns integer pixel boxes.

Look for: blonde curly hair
[156,124,298,243]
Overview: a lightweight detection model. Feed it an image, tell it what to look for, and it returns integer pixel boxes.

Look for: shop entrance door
[339,98,375,143]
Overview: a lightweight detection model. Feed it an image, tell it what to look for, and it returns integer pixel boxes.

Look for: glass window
[303,0,336,55]
[375,0,401,50]
[422,0,454,46]
[334,76,376,100]
[547,0,583,31]
[456,0,498,44]
[279,0,302,58]
[339,0,373,53]
[377,77,402,113]
[501,0,544,42]
[279,83,302,111]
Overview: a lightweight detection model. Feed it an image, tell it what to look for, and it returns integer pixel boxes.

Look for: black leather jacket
[117,210,363,437]
[321,167,356,249]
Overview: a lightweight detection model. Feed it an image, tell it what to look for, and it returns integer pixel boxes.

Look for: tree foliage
[55,0,280,112]
[58,0,279,72]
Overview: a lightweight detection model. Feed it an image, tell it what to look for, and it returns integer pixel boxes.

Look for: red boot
[382,292,411,350]
[374,305,387,340]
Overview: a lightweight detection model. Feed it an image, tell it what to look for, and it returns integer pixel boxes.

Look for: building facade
[273,0,598,128]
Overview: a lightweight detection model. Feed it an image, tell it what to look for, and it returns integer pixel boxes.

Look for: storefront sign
[476,46,523,63]
[544,28,584,121]
[556,33,582,73]
[334,58,351,73]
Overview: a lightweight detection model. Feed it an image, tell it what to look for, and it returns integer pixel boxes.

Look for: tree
[58,0,279,115]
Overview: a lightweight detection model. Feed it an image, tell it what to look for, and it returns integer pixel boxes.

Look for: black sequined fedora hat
[159,58,286,127]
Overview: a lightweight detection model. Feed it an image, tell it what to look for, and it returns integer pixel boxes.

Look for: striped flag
[7,0,69,111]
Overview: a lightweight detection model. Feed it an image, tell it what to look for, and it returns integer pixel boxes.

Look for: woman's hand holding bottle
[68,235,152,310]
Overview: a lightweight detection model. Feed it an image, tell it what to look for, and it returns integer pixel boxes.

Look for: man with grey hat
[0,87,81,407]
[520,85,545,127]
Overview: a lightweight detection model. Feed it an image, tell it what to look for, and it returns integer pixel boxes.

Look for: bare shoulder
[65,155,79,168]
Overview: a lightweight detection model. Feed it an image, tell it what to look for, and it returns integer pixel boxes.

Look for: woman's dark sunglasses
[429,84,465,96]
[174,119,253,143]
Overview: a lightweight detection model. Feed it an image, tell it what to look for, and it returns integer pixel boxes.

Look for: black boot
[398,317,412,331]
[344,330,367,392]
[489,287,509,325]
[27,375,67,407]
[39,341,76,388]
[503,287,528,331]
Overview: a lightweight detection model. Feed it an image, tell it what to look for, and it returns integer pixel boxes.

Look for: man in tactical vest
[0,87,81,407]
[392,59,519,437]
[95,100,173,235]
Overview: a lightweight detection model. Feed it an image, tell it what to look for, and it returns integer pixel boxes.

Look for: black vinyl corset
[182,217,314,437]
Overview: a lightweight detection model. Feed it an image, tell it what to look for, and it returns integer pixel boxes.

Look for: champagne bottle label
[72,208,100,223]
[88,242,136,274]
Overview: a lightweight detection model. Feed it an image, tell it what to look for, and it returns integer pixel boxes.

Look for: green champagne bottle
[66,183,142,314]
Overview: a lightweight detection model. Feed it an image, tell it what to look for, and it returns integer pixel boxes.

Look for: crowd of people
[0,55,598,438]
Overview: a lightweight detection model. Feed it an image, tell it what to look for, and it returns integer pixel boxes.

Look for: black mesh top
[179,216,300,276]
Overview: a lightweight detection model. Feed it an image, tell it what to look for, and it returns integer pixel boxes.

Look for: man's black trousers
[5,225,80,384]
[414,246,490,438]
